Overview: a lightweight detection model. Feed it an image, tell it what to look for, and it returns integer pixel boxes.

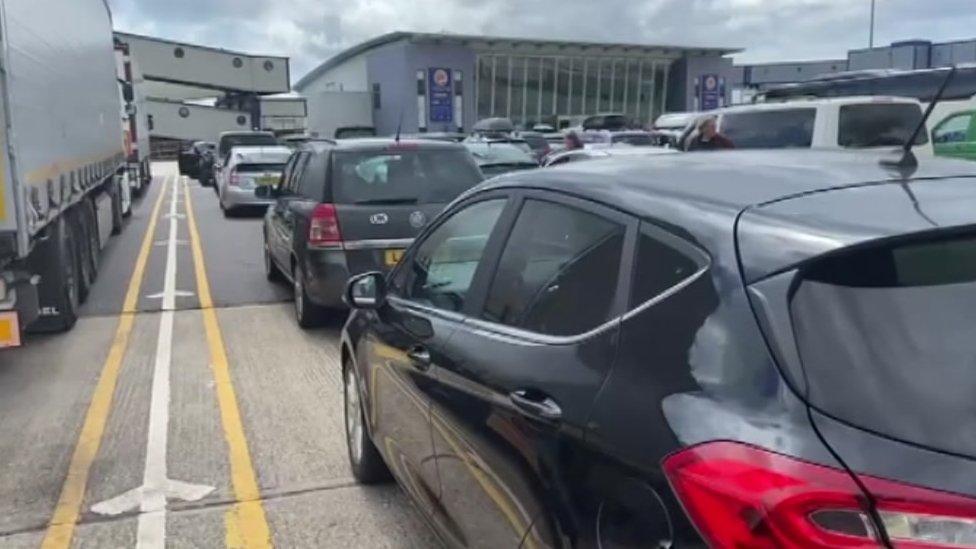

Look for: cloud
[108,0,976,83]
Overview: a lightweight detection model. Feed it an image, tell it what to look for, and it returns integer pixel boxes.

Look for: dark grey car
[259,138,484,327]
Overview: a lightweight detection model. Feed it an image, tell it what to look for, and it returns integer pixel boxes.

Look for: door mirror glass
[345,271,387,309]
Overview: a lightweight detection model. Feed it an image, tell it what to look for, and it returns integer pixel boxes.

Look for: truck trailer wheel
[67,206,94,304]
[111,175,125,234]
[27,217,80,333]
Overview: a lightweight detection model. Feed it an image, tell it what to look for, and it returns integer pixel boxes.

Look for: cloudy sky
[108,0,976,82]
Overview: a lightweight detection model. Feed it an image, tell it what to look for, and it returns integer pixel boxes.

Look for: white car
[217,145,292,216]
[698,96,934,154]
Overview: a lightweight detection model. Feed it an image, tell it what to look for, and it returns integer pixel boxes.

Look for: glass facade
[475,54,672,129]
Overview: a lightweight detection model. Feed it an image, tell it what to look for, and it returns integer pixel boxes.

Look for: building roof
[294,31,740,91]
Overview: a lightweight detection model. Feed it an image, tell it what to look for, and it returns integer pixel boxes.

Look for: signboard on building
[699,73,724,111]
[428,68,453,123]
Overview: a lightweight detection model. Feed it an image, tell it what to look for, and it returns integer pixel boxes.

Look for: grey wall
[366,40,477,135]
[932,40,976,67]
[668,55,738,112]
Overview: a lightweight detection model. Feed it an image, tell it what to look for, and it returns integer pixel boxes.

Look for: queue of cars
[175,93,976,548]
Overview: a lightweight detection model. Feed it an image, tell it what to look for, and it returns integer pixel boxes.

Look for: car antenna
[881,65,956,170]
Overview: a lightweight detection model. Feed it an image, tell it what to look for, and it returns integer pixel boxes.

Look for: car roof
[228,145,292,161]
[302,137,467,153]
[485,149,976,244]
[717,96,921,114]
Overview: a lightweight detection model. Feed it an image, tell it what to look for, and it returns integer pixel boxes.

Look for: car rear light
[229,169,241,187]
[662,441,976,549]
[309,203,342,245]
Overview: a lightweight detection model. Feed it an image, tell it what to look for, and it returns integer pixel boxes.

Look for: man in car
[686,116,735,151]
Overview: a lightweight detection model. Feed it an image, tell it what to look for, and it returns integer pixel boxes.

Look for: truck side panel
[2,0,124,255]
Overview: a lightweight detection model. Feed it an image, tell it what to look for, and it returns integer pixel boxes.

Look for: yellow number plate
[0,311,20,349]
[384,249,405,266]
[257,175,279,186]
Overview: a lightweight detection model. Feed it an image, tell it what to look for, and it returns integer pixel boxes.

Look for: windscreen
[790,232,976,456]
[332,149,483,205]
[838,103,928,148]
[720,109,815,149]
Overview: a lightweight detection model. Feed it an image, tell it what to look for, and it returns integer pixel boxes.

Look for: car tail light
[309,203,342,245]
[662,441,976,548]
[229,168,241,187]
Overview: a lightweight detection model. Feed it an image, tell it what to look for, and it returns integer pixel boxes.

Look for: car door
[362,194,515,531]
[269,151,311,272]
[427,191,636,548]
[932,112,975,159]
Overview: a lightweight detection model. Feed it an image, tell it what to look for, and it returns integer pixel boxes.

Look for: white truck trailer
[0,0,131,348]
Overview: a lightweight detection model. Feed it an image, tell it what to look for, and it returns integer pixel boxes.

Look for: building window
[525,57,540,128]
[372,83,381,110]
[477,56,493,119]
[495,56,510,118]
[510,56,526,126]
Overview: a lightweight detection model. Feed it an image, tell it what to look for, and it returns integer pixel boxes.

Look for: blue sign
[428,68,453,123]
[700,74,723,111]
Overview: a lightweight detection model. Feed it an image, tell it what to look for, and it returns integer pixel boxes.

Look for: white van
[702,96,933,155]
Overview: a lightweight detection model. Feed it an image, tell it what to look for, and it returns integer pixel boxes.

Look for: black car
[178,140,214,179]
[259,138,484,327]
[340,149,976,548]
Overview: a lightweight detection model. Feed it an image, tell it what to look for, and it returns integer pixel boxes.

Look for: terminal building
[294,32,740,135]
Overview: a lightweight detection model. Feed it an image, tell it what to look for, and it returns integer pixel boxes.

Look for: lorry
[1,0,132,349]
[115,36,153,197]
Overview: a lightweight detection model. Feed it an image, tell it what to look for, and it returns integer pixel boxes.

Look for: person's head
[564,131,583,150]
[697,116,718,139]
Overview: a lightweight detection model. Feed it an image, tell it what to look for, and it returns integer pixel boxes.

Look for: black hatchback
[340,149,976,548]
[260,138,483,327]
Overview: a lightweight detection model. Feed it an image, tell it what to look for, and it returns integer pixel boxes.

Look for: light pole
[869,0,876,48]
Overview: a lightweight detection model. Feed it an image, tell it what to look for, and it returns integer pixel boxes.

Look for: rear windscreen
[720,109,815,149]
[790,232,976,453]
[613,134,654,146]
[521,135,548,150]
[220,135,278,156]
[236,163,285,173]
[332,149,483,205]
[838,103,928,148]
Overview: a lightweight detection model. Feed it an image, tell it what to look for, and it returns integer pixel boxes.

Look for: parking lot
[0,163,438,548]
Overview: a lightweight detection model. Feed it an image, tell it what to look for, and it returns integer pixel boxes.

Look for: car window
[219,134,278,158]
[934,114,972,144]
[295,153,326,200]
[720,108,815,149]
[235,163,286,173]
[482,199,626,336]
[398,199,507,312]
[630,224,701,307]
[332,148,482,204]
[278,154,298,190]
[838,103,928,148]
[286,152,310,194]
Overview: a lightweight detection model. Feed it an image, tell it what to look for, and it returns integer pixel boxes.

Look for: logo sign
[428,68,453,123]
[699,73,724,111]
[369,213,389,225]
[409,211,427,229]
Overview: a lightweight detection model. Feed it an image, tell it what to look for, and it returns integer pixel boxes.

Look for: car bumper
[302,241,411,308]
[222,186,274,209]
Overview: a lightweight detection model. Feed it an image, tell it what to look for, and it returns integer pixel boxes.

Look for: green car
[933,110,976,160]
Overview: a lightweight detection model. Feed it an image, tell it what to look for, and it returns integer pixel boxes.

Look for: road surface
[0,163,437,548]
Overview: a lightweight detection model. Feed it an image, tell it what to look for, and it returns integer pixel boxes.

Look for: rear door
[428,191,635,547]
[740,179,976,541]
[268,151,310,272]
[329,146,483,275]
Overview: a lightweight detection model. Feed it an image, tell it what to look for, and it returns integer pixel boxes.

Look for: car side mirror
[344,272,387,310]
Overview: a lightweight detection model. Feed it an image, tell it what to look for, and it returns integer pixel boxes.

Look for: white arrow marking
[163,213,185,220]
[92,178,214,548]
[145,290,195,300]
[154,239,187,247]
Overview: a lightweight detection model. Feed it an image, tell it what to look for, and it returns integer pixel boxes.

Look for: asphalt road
[0,163,437,548]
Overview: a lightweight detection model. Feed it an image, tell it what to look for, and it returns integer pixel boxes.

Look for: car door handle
[406,346,431,371]
[509,390,562,421]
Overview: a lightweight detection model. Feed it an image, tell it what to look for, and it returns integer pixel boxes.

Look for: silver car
[218,145,292,216]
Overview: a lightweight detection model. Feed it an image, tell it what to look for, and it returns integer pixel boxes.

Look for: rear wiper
[353,197,419,205]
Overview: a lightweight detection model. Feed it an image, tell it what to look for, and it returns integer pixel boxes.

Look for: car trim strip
[342,238,414,251]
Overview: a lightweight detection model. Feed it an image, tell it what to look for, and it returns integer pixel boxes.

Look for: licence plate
[256,175,279,186]
[384,249,405,266]
[0,312,20,349]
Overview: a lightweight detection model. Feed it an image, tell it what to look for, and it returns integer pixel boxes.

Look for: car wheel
[263,239,282,283]
[344,361,390,484]
[293,264,326,328]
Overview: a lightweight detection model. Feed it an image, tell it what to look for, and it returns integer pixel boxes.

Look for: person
[686,116,734,151]
[563,131,584,151]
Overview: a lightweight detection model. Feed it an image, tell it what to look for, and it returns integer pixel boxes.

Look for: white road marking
[145,290,195,300]
[91,177,214,548]
[154,240,188,247]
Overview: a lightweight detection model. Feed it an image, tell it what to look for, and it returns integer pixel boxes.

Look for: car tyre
[293,264,326,328]
[344,360,391,484]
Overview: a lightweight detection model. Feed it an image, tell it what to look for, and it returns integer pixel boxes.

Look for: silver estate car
[218,145,292,216]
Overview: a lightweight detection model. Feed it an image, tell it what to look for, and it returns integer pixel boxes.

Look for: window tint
[482,199,625,336]
[934,114,972,144]
[838,103,928,148]
[400,199,507,312]
[235,163,285,173]
[720,109,815,149]
[286,153,310,194]
[332,149,483,204]
[296,153,326,200]
[630,224,700,307]
[278,154,298,190]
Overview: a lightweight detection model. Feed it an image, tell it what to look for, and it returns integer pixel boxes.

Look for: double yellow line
[41,176,271,548]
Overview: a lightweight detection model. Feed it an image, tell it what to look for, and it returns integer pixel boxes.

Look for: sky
[108,0,976,83]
